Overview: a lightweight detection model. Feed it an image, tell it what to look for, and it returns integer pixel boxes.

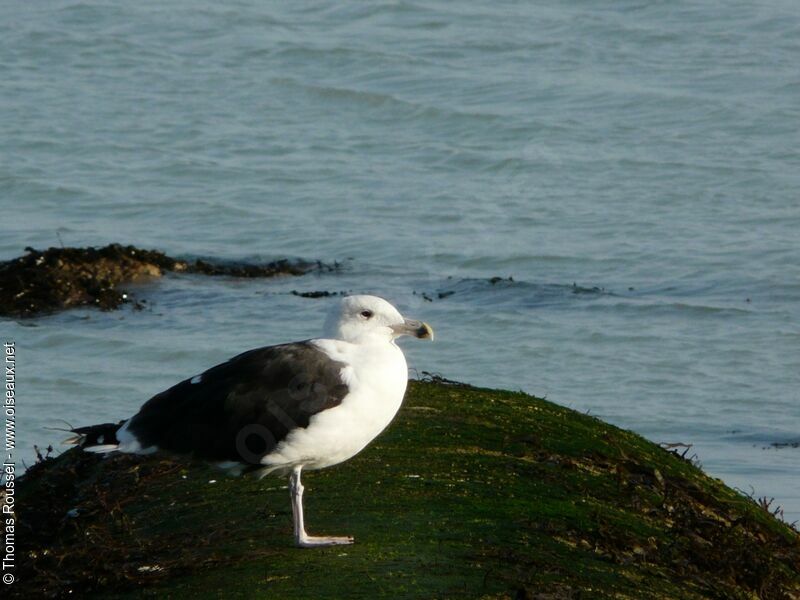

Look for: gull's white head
[323,295,434,345]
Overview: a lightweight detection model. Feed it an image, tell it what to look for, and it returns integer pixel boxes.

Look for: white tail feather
[84,444,120,454]
[62,433,86,446]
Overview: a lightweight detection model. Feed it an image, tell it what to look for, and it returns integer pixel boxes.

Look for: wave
[412,276,758,317]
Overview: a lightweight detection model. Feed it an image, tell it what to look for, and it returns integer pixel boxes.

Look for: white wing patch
[116,419,158,455]
[190,374,202,384]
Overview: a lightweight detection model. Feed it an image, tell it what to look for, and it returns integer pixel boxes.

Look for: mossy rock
[15,381,800,598]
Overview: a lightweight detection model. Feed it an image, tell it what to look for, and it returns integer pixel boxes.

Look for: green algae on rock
[0,244,333,318]
[14,381,800,599]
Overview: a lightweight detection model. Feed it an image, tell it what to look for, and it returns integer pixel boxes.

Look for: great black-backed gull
[68,295,433,548]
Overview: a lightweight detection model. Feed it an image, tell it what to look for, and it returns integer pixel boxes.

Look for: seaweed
[0,245,334,318]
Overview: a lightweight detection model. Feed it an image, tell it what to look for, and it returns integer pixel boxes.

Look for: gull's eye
[360,310,374,319]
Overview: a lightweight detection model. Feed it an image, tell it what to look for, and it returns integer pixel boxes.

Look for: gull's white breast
[261,338,409,471]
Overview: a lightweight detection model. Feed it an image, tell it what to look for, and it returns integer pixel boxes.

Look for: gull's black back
[124,342,350,464]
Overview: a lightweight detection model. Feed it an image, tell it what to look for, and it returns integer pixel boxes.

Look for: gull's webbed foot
[296,533,354,548]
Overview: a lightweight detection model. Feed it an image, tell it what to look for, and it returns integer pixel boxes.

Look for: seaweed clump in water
[0,244,328,318]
